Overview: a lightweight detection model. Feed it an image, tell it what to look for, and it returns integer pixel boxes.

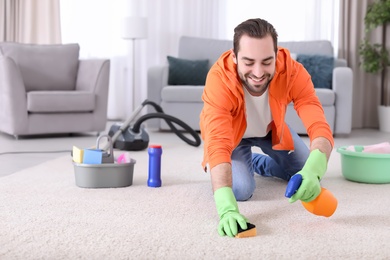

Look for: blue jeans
[231,127,309,201]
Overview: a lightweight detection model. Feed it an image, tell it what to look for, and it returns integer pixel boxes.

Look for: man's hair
[233,18,278,57]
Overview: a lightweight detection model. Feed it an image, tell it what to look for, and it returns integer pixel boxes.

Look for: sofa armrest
[0,56,28,135]
[147,65,168,104]
[333,66,353,135]
[76,59,110,130]
[146,65,168,129]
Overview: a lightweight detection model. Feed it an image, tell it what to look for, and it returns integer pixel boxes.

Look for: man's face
[232,34,276,96]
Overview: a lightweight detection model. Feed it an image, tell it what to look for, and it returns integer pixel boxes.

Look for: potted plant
[359,0,390,132]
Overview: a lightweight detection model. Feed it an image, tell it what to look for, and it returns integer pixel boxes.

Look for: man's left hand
[289,149,327,203]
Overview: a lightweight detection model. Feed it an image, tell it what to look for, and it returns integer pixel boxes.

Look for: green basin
[337,146,390,184]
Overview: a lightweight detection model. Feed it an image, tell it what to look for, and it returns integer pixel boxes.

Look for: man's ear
[231,49,237,64]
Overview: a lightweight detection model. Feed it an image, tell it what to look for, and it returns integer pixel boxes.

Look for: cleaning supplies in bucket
[345,142,390,154]
[72,134,136,188]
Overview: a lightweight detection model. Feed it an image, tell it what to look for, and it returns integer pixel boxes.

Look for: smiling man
[200,18,334,237]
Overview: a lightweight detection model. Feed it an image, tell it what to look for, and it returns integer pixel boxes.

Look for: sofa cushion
[315,89,335,106]
[288,89,335,107]
[0,42,79,91]
[296,54,334,89]
[167,56,209,85]
[27,91,95,113]
[161,86,204,102]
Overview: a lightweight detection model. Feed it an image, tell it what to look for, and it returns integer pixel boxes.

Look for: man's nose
[251,63,264,78]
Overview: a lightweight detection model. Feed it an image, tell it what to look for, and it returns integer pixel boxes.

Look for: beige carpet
[1,134,390,259]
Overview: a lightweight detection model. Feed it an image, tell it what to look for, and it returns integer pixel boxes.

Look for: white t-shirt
[243,87,273,138]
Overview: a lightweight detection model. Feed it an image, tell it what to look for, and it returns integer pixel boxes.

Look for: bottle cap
[149,144,162,148]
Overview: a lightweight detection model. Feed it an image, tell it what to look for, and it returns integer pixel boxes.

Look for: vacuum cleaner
[105,99,201,151]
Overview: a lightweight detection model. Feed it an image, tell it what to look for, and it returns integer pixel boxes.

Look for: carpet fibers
[1,137,390,259]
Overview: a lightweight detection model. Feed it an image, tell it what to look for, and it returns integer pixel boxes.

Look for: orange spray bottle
[285,174,338,217]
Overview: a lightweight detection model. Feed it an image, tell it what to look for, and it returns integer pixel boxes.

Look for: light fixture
[121,16,148,111]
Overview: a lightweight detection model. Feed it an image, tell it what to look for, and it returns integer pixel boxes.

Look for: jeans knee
[233,185,255,201]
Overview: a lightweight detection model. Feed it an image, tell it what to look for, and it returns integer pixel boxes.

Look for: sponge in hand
[235,222,257,238]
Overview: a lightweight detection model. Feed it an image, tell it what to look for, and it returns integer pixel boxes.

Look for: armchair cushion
[0,42,79,91]
[27,91,95,113]
[296,54,334,89]
[167,56,209,85]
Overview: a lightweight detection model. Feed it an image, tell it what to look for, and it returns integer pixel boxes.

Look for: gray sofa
[0,42,110,138]
[147,36,353,135]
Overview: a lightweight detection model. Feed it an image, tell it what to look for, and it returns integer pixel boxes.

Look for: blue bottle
[147,144,162,187]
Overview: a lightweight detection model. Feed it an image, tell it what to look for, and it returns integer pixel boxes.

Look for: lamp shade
[121,17,148,39]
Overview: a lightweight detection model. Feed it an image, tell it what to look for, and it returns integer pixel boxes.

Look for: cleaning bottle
[285,174,338,217]
[147,144,162,187]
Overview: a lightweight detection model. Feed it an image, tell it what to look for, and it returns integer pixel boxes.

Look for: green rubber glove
[289,149,327,203]
[214,187,248,237]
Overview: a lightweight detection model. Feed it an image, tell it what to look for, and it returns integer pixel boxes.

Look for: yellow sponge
[235,222,257,238]
[72,146,84,163]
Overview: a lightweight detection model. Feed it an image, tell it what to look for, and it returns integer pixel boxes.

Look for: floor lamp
[121,16,148,111]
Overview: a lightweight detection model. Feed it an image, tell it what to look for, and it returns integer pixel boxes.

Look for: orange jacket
[200,48,334,170]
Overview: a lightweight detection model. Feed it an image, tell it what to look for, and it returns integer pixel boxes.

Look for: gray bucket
[73,159,136,188]
[73,134,136,188]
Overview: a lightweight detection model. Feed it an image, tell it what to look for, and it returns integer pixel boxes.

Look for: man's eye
[263,62,272,66]
[245,63,254,66]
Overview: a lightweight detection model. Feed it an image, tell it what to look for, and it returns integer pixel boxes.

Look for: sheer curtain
[145,0,226,66]
[61,0,222,120]
[60,0,131,119]
[339,0,384,129]
[60,0,224,120]
[60,0,339,120]
[0,0,60,43]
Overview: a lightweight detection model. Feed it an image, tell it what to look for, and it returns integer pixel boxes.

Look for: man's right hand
[214,187,248,237]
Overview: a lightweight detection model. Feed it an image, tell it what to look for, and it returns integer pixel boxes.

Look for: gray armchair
[0,42,110,138]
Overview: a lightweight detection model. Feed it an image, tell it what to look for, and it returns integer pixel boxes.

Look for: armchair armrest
[333,66,353,135]
[76,59,110,93]
[0,56,28,135]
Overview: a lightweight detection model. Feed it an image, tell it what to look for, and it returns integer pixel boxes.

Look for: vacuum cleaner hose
[131,112,201,147]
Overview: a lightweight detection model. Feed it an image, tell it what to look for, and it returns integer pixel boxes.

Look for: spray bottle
[285,174,338,217]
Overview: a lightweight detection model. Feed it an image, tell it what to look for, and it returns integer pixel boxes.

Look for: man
[200,18,334,238]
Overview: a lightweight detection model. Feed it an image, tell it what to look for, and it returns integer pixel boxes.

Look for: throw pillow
[167,56,209,85]
[296,54,334,89]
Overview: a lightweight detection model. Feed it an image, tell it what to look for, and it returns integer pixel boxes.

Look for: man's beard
[239,72,273,96]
